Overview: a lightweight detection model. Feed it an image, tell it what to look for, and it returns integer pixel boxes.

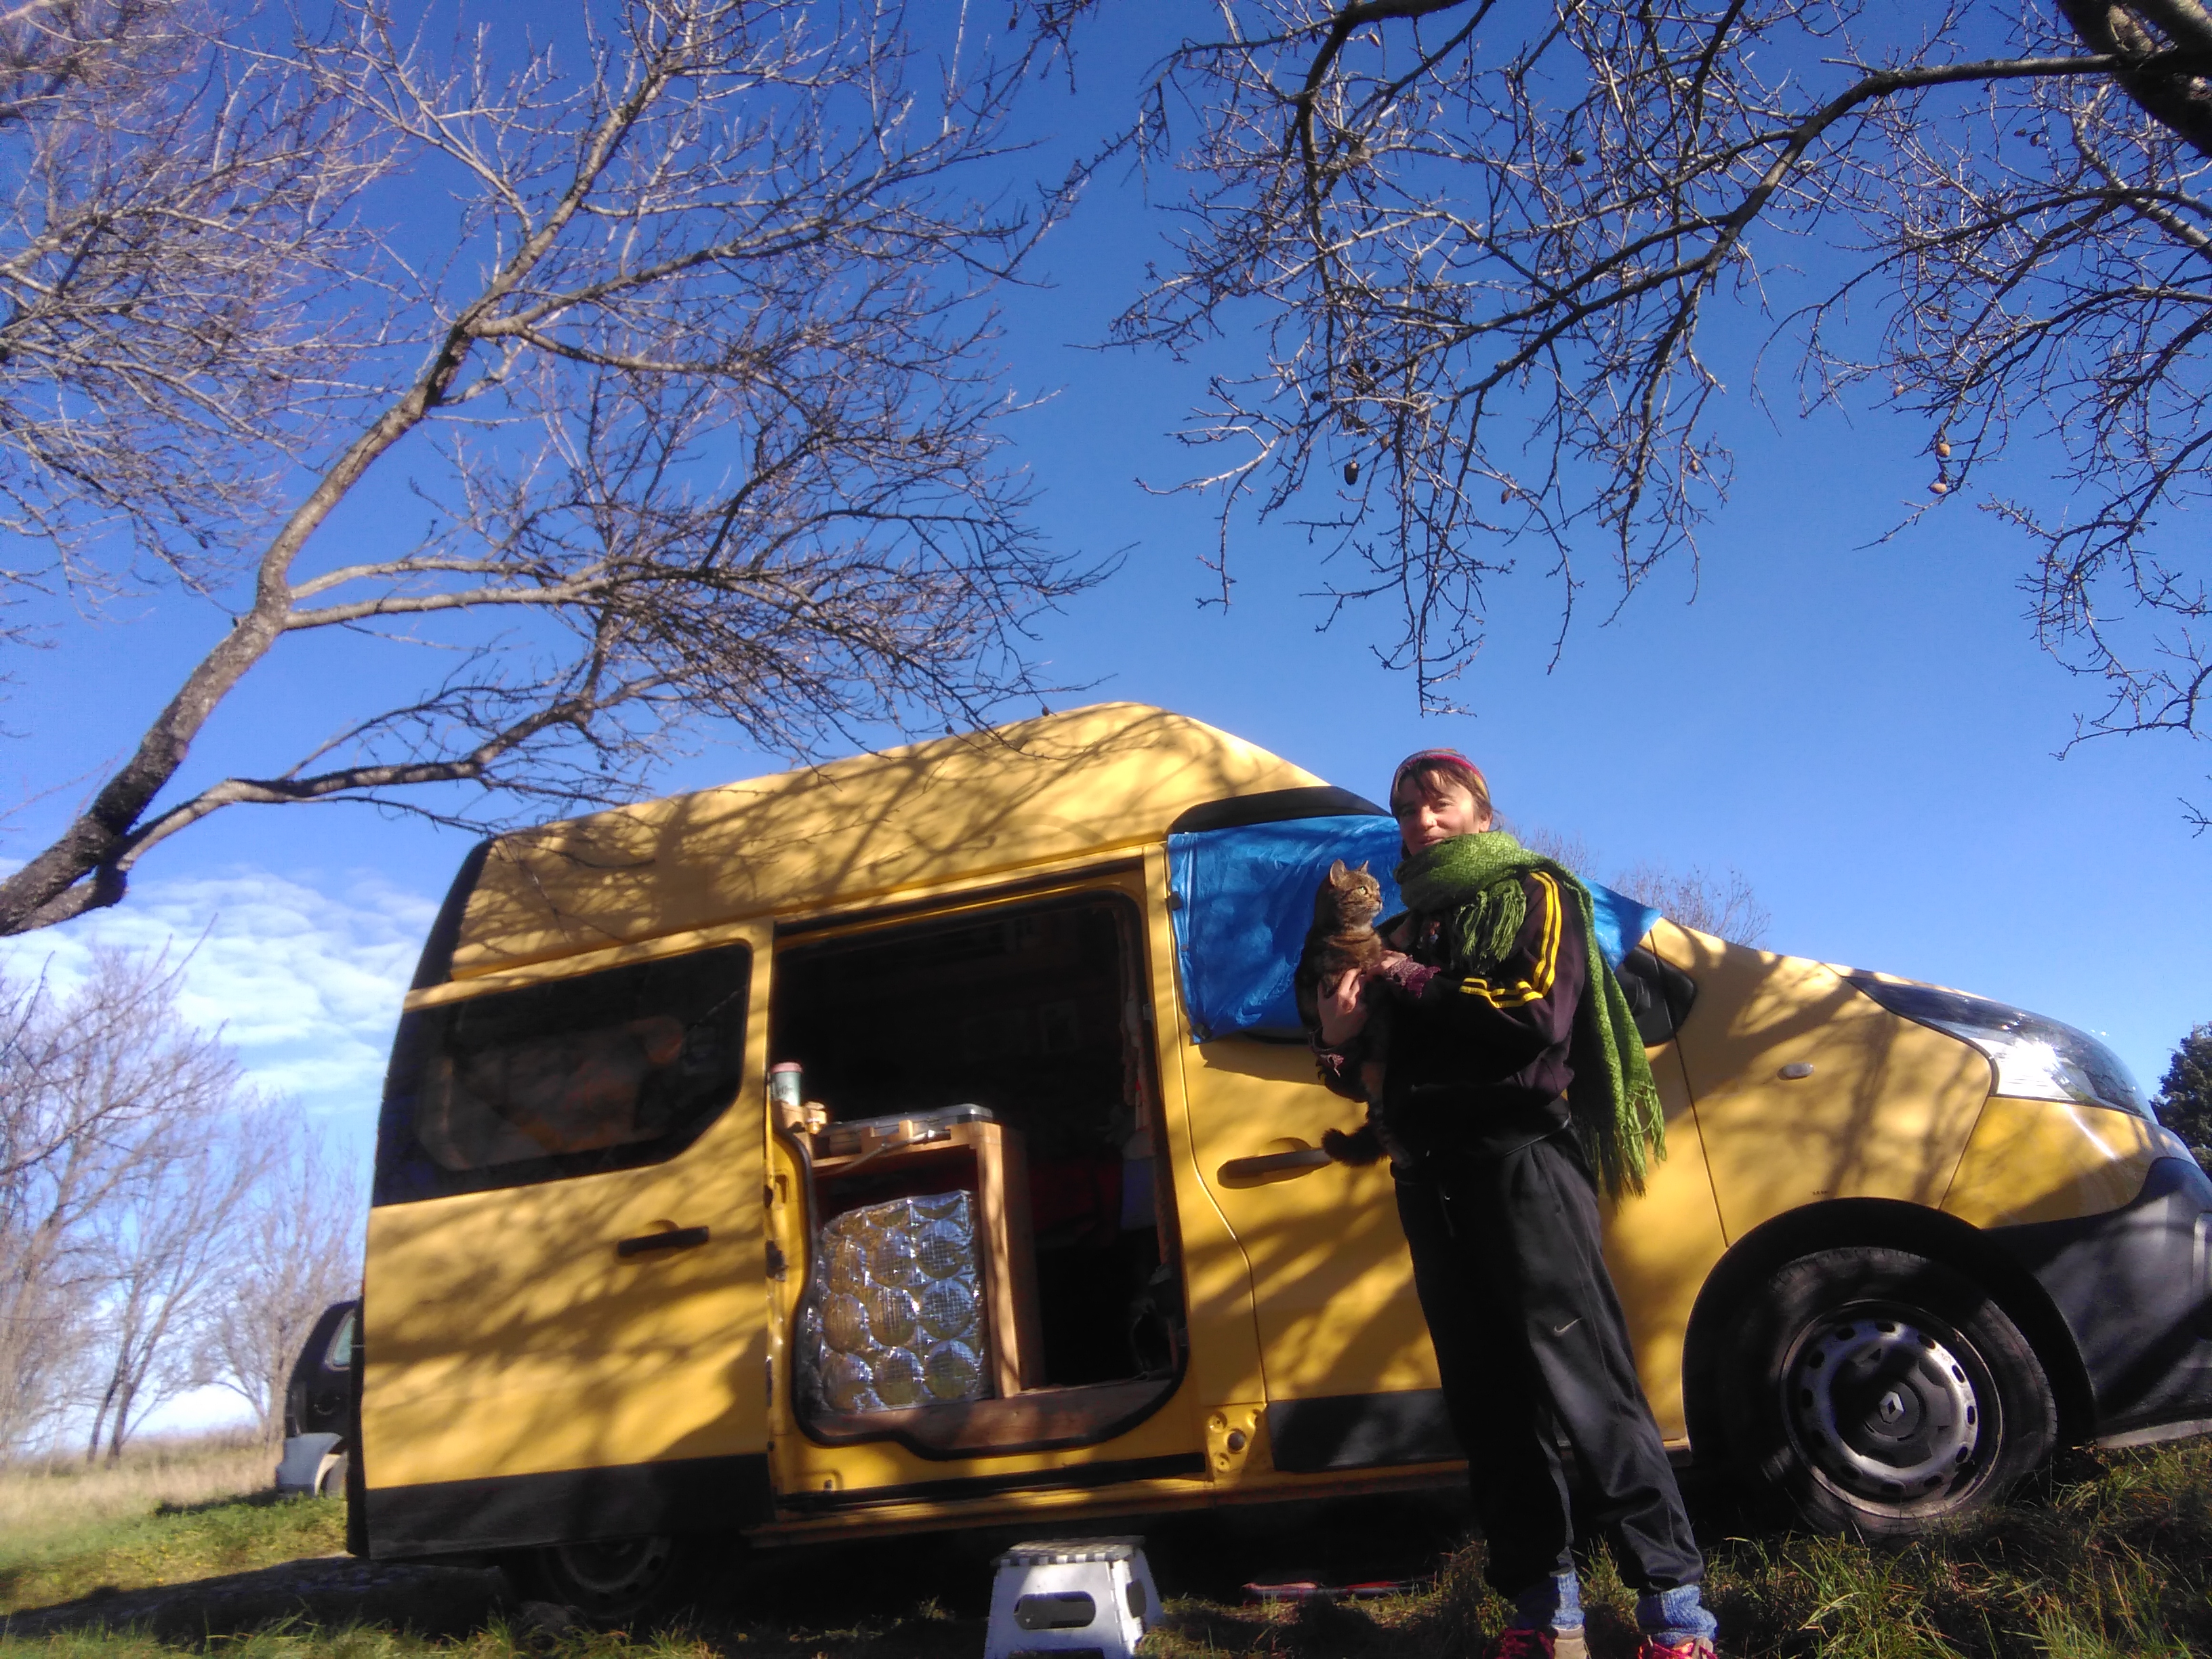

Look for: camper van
[354,704,2212,1615]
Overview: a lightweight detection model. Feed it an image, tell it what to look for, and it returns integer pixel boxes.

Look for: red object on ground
[1243,1579,1425,1603]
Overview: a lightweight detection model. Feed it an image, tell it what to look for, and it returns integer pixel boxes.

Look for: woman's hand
[1372,950,1410,976]
[1317,966,1368,1046]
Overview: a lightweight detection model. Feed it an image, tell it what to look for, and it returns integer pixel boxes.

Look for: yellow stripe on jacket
[1455,869,1564,1008]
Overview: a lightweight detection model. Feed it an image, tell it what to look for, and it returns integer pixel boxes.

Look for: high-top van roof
[440,702,1338,979]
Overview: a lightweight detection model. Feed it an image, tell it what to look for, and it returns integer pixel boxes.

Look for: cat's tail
[1322,1123,1385,1166]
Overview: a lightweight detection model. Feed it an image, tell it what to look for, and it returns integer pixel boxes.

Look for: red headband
[1390,748,1489,808]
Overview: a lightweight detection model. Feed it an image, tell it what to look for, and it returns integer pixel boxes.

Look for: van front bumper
[1988,1155,2212,1443]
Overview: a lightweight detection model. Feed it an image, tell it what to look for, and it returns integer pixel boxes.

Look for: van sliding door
[764,874,1197,1501]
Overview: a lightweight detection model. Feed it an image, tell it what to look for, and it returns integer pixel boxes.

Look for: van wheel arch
[1679,1197,2092,1470]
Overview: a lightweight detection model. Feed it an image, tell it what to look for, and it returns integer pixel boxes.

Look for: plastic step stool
[983,1538,1158,1659]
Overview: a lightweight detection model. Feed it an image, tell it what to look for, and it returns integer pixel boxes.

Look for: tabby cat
[1294,859,1399,1168]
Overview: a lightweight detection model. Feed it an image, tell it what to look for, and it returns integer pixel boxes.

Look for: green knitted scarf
[1395,830,1666,1200]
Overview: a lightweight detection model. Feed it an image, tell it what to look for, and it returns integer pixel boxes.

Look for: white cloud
[0,867,440,1124]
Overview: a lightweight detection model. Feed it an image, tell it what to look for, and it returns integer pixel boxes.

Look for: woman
[1310,748,1718,1659]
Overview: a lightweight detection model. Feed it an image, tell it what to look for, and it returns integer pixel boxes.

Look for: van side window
[373,942,750,1205]
[325,1307,356,1372]
[1616,947,1697,1046]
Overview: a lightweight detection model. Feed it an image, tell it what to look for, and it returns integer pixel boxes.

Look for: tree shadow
[0,1555,506,1645]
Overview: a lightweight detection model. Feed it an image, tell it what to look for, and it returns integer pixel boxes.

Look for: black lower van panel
[365,1453,773,1559]
[1990,1155,2212,1438]
[1267,1390,1462,1473]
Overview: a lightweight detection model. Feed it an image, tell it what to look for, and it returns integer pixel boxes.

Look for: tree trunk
[85,1380,115,1465]
[2060,0,2212,156]
[105,1375,135,1465]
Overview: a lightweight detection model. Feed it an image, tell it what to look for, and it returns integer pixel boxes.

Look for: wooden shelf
[811,1119,1043,1398]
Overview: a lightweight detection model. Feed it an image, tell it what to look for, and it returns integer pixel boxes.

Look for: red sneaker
[1635,1639,1717,1659]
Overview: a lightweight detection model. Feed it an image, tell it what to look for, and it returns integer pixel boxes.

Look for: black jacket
[1315,867,1586,1162]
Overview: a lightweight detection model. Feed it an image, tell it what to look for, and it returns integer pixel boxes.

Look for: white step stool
[984,1538,1159,1659]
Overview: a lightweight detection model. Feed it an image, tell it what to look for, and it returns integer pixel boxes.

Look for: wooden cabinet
[811,1119,1044,1397]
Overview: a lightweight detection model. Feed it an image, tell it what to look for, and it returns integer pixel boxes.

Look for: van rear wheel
[510,1534,701,1628]
[1725,1245,2055,1536]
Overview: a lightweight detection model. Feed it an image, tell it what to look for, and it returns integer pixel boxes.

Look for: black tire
[1723,1245,2056,1536]
[507,1534,706,1629]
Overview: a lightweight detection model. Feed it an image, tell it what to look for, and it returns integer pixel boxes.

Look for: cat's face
[1325,859,1383,926]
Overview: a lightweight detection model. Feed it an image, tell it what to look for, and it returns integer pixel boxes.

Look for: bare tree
[1609,859,1772,945]
[1516,823,1597,875]
[198,1113,360,1446]
[3,0,1097,936]
[1083,0,2208,787]
[83,1094,267,1462]
[0,0,378,609]
[1521,824,1771,943]
[0,948,241,1453]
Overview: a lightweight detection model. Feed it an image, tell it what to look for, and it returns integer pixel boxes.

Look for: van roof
[447,702,1330,978]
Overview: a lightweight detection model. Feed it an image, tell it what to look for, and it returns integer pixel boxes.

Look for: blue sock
[1509,1570,1583,1633]
[1636,1583,1717,1646]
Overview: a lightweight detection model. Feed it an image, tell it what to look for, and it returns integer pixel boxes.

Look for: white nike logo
[1551,1319,1580,1336]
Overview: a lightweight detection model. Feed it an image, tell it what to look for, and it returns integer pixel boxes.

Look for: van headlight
[1847,975,2148,1118]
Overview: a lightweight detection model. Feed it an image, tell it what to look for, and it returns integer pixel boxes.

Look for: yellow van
[353,703,2212,1613]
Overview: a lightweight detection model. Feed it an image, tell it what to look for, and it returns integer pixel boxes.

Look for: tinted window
[325,1307,356,1372]
[374,943,750,1204]
[1615,947,1697,1046]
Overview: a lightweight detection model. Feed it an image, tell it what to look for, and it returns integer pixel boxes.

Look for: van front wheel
[1725,1246,2056,1536]
[510,1534,701,1628]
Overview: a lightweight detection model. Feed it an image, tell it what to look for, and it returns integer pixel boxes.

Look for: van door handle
[617,1226,710,1258]
[1217,1147,1333,1185]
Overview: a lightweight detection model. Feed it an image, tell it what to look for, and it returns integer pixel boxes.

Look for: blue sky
[4,3,2207,1425]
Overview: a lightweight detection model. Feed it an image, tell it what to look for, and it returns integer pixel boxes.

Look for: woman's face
[1395,777,1492,854]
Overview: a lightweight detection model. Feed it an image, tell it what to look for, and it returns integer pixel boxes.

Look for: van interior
[769,889,1183,1454]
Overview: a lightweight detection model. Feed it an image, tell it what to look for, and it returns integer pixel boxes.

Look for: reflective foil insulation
[800,1191,989,1413]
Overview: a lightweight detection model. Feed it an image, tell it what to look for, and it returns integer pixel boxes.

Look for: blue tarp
[1166,815,1660,1040]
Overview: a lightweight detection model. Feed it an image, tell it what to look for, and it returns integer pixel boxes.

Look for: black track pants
[1396,1132,1704,1599]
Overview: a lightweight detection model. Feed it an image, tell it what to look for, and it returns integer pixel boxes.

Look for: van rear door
[359,928,771,1557]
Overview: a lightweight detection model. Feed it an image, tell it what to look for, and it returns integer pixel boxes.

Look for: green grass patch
[1,1631,729,1659]
[0,1439,273,1562]
[0,1495,346,1618]
[3,1446,2212,1656]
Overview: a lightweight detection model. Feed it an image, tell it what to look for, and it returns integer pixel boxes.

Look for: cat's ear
[1328,859,1348,880]
[1354,861,1370,876]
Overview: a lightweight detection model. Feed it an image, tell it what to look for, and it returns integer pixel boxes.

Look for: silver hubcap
[1788,1313,1982,1504]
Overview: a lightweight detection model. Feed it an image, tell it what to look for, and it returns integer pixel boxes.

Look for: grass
[1,1441,2211,1657]
[0,1437,276,1558]
[0,1496,346,1620]
[0,1434,337,1620]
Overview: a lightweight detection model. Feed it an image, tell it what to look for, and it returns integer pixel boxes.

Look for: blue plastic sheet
[1166,816,1659,1040]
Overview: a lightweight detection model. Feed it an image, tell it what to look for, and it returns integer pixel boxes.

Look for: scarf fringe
[1397,830,1666,1202]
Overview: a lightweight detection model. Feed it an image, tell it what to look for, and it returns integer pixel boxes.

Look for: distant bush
[2155,1023,2212,1164]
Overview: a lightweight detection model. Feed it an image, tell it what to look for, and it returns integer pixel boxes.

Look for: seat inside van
[770,887,1183,1456]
